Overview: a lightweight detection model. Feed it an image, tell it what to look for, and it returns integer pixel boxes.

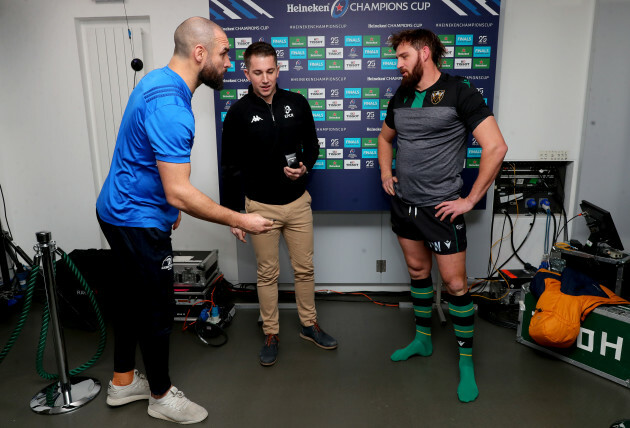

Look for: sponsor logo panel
[381,59,397,69]
[327,111,343,121]
[309,99,325,110]
[455,46,472,57]
[456,35,473,45]
[364,159,377,168]
[440,58,454,69]
[439,35,455,45]
[344,111,361,121]
[312,111,325,121]
[235,37,252,49]
[364,35,381,46]
[363,47,380,58]
[308,48,325,59]
[344,159,361,169]
[381,47,396,58]
[290,36,307,47]
[327,149,343,159]
[326,99,343,110]
[308,60,325,70]
[473,58,490,69]
[362,138,377,148]
[290,48,307,59]
[344,59,362,70]
[362,149,378,159]
[327,160,343,169]
[326,48,343,58]
[362,88,379,98]
[290,88,308,97]
[309,88,326,99]
[344,88,361,98]
[326,60,344,70]
[308,36,325,47]
[467,148,482,158]
[362,99,379,109]
[466,158,480,168]
[474,46,491,57]
[220,90,236,100]
[271,37,288,48]
[344,138,361,148]
[345,35,362,46]
[313,160,326,169]
[455,58,472,69]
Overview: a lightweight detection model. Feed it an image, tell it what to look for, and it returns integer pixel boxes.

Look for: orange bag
[528,269,629,348]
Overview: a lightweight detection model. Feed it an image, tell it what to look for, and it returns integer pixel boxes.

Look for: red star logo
[336,4,343,11]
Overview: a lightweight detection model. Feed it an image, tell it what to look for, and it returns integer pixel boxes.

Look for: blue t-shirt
[96,66,194,231]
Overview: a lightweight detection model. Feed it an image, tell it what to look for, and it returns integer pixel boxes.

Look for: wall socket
[539,150,568,161]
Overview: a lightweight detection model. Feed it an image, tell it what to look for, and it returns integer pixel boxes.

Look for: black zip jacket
[221,85,319,211]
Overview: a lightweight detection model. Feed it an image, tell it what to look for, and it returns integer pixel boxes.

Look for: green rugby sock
[391,278,433,361]
[449,292,478,402]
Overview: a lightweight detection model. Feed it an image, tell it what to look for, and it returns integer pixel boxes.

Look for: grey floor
[1,298,629,428]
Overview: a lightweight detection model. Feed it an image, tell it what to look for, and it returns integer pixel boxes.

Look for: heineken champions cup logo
[331,0,350,18]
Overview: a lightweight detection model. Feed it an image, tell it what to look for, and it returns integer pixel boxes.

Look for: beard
[199,62,224,90]
[400,59,423,89]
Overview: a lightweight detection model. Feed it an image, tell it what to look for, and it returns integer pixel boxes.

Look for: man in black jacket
[221,42,337,366]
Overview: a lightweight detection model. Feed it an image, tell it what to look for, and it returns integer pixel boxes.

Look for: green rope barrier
[35,250,107,380]
[0,260,40,363]
[0,249,107,382]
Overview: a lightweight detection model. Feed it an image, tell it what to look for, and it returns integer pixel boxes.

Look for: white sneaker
[147,386,208,424]
[106,370,151,406]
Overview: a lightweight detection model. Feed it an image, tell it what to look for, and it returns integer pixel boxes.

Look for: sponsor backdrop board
[211,0,501,210]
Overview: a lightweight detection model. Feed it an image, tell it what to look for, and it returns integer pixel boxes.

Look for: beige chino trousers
[246,191,317,335]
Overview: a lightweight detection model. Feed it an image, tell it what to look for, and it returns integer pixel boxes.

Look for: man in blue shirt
[97,17,272,424]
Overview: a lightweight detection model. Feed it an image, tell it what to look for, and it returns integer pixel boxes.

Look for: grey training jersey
[384,73,492,207]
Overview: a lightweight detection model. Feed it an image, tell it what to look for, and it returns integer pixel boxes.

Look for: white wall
[0,0,241,277]
[489,0,596,271]
[572,0,630,250]
[1,0,608,286]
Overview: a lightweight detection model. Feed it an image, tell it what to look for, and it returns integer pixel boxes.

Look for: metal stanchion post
[29,231,101,414]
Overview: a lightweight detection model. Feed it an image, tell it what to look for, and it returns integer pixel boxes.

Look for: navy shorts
[390,196,467,255]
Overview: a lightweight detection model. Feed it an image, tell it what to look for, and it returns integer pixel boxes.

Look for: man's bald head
[173,17,224,57]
